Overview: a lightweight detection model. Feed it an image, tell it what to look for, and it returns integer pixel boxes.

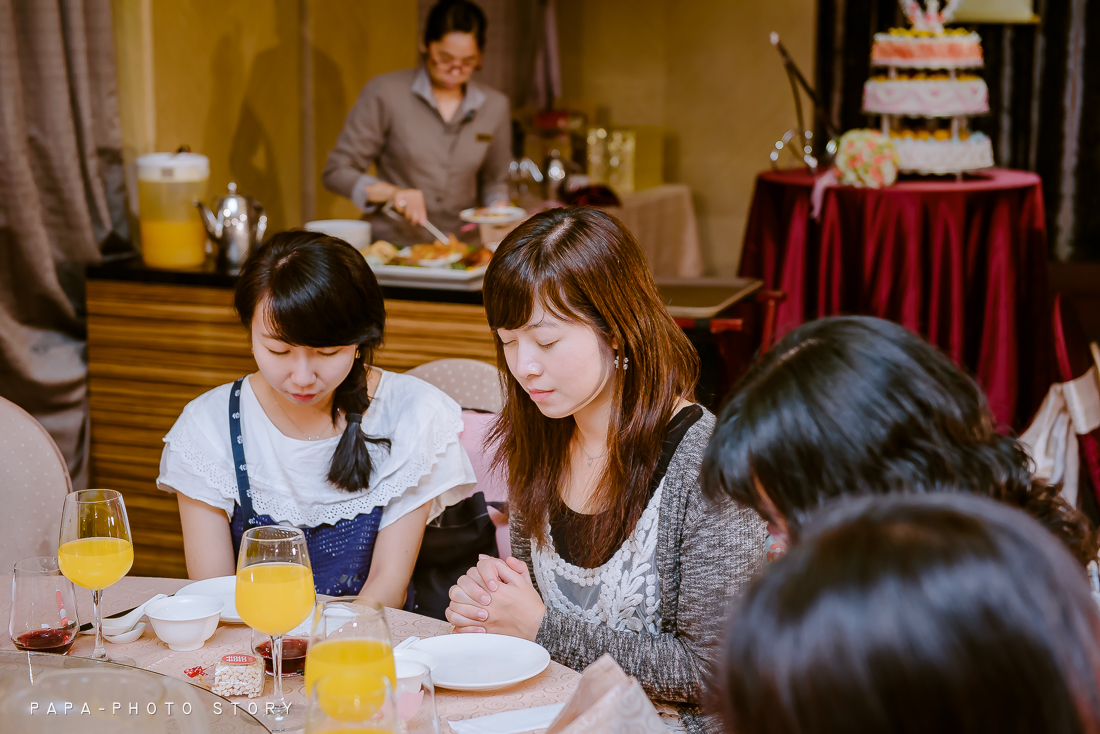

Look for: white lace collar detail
[162,370,467,527]
[531,479,664,634]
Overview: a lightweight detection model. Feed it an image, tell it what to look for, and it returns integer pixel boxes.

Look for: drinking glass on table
[306,600,395,697]
[306,671,399,734]
[395,660,439,734]
[9,557,79,654]
[237,525,316,731]
[253,624,310,676]
[58,489,134,663]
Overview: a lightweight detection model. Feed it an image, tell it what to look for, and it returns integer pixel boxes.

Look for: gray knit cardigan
[510,410,767,734]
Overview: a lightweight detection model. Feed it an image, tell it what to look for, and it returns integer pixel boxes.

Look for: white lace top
[532,479,665,635]
[156,370,476,529]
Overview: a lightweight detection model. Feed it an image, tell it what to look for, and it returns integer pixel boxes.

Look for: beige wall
[558,0,817,275]
[113,0,419,233]
[112,0,814,270]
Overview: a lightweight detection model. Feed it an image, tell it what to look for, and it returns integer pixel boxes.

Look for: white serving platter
[369,263,487,291]
[409,633,550,691]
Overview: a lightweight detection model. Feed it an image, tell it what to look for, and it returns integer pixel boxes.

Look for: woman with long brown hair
[446,207,766,733]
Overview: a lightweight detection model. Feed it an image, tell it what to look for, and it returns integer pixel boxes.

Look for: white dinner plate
[459,206,527,224]
[176,576,242,624]
[409,634,550,691]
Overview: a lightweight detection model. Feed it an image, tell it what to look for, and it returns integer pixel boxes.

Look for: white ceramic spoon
[104,622,146,644]
[81,593,168,636]
[394,636,419,651]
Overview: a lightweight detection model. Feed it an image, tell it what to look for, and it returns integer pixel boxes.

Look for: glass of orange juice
[237,525,316,731]
[58,489,134,663]
[306,600,395,698]
[306,671,398,734]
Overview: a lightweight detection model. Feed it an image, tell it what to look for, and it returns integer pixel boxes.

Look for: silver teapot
[195,182,268,273]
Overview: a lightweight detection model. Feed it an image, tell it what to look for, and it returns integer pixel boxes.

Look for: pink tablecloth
[0,577,580,732]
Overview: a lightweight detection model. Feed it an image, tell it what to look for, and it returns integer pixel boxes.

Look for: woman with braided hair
[157,230,475,606]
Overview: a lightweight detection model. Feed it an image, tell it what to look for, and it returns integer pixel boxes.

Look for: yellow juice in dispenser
[136,153,210,269]
[58,537,134,590]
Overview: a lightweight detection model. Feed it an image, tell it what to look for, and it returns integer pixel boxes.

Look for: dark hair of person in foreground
[715,493,1100,734]
[701,315,1098,564]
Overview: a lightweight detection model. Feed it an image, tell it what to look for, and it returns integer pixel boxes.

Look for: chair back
[0,396,71,574]
[406,360,511,618]
[406,358,504,413]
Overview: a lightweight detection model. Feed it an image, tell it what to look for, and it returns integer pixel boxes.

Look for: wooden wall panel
[87,280,495,578]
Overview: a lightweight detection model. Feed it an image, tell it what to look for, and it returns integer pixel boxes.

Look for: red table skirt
[739,167,1052,430]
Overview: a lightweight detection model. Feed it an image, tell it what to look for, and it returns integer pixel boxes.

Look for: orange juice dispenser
[136,152,210,269]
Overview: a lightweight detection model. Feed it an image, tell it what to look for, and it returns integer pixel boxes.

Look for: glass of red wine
[9,557,79,654]
[252,625,309,677]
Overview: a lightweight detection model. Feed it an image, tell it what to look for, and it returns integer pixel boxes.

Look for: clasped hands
[445,555,546,641]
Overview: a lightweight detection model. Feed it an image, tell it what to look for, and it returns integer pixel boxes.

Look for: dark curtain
[816,0,1100,262]
[0,0,127,490]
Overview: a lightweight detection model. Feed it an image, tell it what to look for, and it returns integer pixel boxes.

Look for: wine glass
[306,671,399,734]
[237,525,316,731]
[9,557,79,654]
[306,599,395,696]
[58,489,134,663]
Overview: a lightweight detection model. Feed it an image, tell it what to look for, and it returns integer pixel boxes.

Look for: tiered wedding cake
[861,0,994,175]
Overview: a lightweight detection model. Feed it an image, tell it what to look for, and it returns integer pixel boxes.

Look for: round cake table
[739,167,1053,429]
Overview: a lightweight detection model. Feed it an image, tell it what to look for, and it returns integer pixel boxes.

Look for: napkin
[450,703,566,734]
[545,655,666,734]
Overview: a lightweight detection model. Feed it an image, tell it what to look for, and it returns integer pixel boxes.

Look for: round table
[0,577,581,733]
[0,649,266,732]
[739,167,1053,429]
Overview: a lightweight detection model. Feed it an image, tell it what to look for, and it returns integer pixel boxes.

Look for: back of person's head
[701,315,1096,564]
[235,230,388,493]
[424,0,488,50]
[483,206,698,566]
[716,492,1100,734]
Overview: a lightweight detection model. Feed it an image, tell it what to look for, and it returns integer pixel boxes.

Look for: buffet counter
[85,261,497,579]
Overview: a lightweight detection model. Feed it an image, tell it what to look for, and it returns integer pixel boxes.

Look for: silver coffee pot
[194,182,268,273]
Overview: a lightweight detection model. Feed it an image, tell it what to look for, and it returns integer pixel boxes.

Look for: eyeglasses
[430,48,480,71]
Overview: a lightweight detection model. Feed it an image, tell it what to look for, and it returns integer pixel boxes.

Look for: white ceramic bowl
[394,648,439,674]
[145,595,224,652]
[304,219,372,251]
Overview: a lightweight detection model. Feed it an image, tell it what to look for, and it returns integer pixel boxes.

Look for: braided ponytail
[328,343,391,493]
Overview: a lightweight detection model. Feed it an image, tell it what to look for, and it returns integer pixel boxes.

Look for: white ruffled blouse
[157,370,476,529]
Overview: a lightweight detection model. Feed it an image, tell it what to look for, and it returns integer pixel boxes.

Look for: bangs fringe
[254,248,379,348]
[485,239,591,332]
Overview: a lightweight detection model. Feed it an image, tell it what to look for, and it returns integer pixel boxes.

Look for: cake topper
[899,0,962,34]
